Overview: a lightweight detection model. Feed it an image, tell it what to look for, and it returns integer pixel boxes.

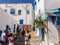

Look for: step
[29,31,41,45]
[14,42,25,45]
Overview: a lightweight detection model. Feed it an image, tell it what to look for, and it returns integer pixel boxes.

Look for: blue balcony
[48,8,60,25]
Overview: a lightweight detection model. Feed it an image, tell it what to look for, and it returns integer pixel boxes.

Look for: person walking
[8,28,11,36]
[25,31,31,45]
[1,30,6,45]
[8,33,14,45]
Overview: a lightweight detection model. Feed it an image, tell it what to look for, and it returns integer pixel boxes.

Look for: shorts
[25,40,30,44]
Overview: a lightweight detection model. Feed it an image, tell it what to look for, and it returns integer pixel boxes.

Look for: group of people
[23,30,31,45]
[1,27,31,45]
[1,30,14,45]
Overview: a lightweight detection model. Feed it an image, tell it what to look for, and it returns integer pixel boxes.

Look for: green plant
[35,16,44,28]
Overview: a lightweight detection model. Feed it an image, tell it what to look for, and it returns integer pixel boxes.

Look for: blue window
[18,10,21,15]
[27,10,30,14]
[20,19,24,24]
[13,24,16,32]
[6,25,9,30]
[10,8,15,14]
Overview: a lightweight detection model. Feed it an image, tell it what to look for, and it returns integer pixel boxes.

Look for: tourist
[8,33,14,45]
[8,28,11,35]
[1,30,6,45]
[25,31,31,45]
[21,29,25,36]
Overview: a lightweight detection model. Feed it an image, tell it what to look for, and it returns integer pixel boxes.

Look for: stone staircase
[14,31,41,45]
[14,32,25,45]
[29,31,41,45]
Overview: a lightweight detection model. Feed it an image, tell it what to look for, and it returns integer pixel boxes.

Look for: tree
[35,15,45,41]
[35,16,44,28]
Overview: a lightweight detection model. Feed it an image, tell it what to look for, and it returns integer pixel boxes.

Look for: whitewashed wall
[48,21,59,44]
[0,7,17,32]
[0,4,34,25]
[35,0,45,20]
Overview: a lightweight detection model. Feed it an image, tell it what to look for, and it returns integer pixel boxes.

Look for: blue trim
[49,16,60,25]
[51,8,60,14]
[0,0,34,9]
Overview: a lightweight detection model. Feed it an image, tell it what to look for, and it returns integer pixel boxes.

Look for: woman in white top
[1,30,6,45]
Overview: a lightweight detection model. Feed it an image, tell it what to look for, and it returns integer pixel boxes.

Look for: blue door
[39,27,44,41]
[19,19,23,24]
[13,24,16,32]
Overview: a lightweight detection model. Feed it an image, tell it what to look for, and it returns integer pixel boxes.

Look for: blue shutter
[6,25,9,30]
[10,8,15,14]
[20,19,23,24]
[13,24,16,32]
[18,10,21,15]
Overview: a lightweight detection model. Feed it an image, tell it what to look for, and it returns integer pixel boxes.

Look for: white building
[35,0,45,20]
[35,0,59,45]
[0,4,34,32]
[35,0,60,19]
[0,7,17,32]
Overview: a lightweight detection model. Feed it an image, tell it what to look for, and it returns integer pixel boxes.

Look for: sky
[0,0,34,8]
